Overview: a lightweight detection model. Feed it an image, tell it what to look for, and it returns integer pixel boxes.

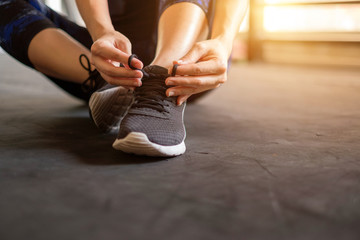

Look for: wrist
[90,26,115,41]
[211,34,234,57]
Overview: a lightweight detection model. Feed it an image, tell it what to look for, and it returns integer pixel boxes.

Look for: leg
[151,2,210,69]
[113,1,215,156]
[28,28,92,84]
[153,0,215,103]
[0,0,94,100]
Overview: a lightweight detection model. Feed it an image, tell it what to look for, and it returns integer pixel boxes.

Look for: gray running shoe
[89,84,134,133]
[80,54,134,133]
[112,65,186,157]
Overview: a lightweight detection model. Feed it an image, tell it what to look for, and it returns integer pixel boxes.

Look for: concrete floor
[1,54,360,240]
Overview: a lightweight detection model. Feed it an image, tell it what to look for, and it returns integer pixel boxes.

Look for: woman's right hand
[90,31,144,87]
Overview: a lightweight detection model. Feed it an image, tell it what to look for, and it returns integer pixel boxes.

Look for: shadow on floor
[26,105,173,165]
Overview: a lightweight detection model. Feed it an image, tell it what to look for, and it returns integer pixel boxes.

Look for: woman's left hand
[165,38,229,105]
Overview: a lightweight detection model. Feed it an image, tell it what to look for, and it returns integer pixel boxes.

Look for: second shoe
[80,54,134,133]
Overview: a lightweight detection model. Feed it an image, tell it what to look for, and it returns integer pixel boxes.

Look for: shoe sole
[89,86,133,133]
[112,132,186,157]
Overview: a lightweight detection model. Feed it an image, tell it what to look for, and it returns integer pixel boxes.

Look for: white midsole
[113,132,186,157]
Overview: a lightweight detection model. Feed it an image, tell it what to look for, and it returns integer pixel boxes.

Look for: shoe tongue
[143,65,169,76]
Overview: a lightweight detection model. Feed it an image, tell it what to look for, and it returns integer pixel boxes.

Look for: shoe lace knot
[79,54,103,93]
[128,55,178,113]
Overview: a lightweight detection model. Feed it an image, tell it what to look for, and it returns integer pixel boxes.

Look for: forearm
[210,0,248,57]
[75,0,114,41]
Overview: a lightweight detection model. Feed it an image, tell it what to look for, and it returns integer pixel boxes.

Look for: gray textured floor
[1,54,360,240]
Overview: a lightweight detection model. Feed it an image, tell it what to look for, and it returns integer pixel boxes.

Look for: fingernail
[166,80,174,85]
[168,91,174,97]
[174,60,186,65]
[135,71,142,78]
[134,61,143,69]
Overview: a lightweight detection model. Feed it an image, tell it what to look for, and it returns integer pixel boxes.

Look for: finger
[129,56,143,69]
[166,74,226,87]
[167,86,195,97]
[100,73,142,87]
[172,60,227,76]
[167,83,221,97]
[93,57,143,78]
[115,38,132,56]
[91,42,130,64]
[177,95,191,106]
[166,86,212,97]
[92,42,143,69]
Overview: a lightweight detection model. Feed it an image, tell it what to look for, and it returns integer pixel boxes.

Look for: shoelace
[133,77,171,112]
[79,54,102,93]
[128,54,178,113]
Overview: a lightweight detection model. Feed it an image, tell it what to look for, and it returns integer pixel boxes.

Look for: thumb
[177,95,190,106]
[174,43,207,65]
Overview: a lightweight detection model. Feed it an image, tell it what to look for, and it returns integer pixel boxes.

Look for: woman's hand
[165,38,229,105]
[90,31,144,88]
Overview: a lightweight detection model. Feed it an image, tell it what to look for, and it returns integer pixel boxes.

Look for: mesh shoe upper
[83,54,133,133]
[117,65,186,146]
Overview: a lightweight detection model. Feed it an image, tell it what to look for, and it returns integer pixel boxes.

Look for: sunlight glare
[263,4,360,32]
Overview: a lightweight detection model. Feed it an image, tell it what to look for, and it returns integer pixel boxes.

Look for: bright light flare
[263,4,360,32]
